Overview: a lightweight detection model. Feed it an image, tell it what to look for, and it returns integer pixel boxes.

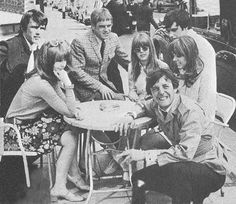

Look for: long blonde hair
[130,32,159,81]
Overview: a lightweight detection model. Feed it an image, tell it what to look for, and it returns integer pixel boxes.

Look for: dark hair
[20,9,48,32]
[90,8,113,27]
[168,35,203,86]
[146,69,179,94]
[163,9,191,30]
[131,32,158,81]
[35,40,71,83]
[143,0,150,5]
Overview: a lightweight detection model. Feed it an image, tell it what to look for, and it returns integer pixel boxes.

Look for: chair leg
[220,187,224,197]
[47,153,53,188]
[40,154,43,168]
[22,154,31,187]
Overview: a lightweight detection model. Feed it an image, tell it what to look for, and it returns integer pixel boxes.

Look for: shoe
[103,159,119,175]
[50,190,85,202]
[67,175,90,191]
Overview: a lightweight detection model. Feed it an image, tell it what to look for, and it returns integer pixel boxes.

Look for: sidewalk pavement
[43,7,89,43]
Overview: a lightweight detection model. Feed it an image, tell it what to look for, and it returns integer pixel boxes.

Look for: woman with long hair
[128,32,168,101]
[168,35,216,120]
[5,40,89,202]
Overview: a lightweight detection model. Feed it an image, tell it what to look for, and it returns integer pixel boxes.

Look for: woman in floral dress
[4,40,88,202]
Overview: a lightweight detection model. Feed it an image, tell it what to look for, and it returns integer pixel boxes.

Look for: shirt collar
[158,93,179,117]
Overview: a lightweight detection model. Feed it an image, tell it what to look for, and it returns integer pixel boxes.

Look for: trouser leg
[131,161,225,203]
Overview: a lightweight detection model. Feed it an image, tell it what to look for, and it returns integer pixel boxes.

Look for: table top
[64,100,152,131]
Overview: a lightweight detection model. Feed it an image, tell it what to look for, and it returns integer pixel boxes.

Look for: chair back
[216,93,236,124]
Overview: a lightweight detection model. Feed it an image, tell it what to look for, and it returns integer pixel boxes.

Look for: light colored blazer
[69,29,130,101]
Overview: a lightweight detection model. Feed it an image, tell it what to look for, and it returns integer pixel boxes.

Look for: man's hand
[114,115,135,136]
[128,91,139,102]
[99,85,115,100]
[117,149,145,163]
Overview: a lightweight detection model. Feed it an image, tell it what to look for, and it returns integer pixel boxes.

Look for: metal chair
[214,92,236,197]
[0,117,56,188]
[215,92,236,126]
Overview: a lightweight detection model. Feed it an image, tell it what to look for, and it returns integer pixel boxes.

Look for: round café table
[64,100,153,204]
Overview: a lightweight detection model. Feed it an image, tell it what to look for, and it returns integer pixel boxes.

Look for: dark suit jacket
[0,33,31,116]
[69,29,129,102]
[136,4,159,32]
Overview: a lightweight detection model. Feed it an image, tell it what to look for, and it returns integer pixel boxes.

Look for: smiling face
[150,75,177,110]
[23,19,46,44]
[172,53,187,72]
[135,45,150,64]
[92,20,112,40]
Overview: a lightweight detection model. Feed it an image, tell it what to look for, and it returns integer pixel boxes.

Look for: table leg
[85,129,94,204]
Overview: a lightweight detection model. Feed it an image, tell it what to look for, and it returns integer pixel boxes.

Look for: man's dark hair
[163,9,191,30]
[20,9,48,32]
[146,69,179,94]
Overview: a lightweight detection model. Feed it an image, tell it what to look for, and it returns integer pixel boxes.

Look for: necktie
[161,110,167,119]
[26,44,37,73]
[100,40,105,59]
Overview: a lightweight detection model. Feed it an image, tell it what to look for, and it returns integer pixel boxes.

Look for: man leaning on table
[68,7,130,175]
[114,68,226,204]
[68,8,130,102]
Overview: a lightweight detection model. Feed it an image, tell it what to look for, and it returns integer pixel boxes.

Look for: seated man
[68,8,130,102]
[68,8,130,175]
[115,69,226,204]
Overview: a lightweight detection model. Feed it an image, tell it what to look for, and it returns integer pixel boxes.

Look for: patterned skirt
[4,110,68,155]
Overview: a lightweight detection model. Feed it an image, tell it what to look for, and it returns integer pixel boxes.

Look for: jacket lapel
[89,31,102,63]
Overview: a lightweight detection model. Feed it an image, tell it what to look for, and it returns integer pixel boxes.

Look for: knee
[131,171,145,188]
[60,130,77,148]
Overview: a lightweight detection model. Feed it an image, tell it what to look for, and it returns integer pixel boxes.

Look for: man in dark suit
[0,9,48,117]
[136,0,159,33]
[0,9,47,202]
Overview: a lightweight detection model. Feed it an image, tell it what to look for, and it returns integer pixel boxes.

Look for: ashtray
[99,102,120,112]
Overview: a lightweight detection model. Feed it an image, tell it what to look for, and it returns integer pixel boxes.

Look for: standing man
[127,0,139,33]
[0,9,48,117]
[163,8,216,120]
[136,0,159,33]
[69,8,130,102]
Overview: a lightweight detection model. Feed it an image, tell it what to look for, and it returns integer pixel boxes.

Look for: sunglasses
[134,46,149,53]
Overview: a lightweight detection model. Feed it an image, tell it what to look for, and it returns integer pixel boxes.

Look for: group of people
[102,0,159,35]
[0,3,230,204]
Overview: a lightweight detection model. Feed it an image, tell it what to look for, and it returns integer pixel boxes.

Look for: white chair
[0,118,55,188]
[215,92,236,125]
[215,92,236,197]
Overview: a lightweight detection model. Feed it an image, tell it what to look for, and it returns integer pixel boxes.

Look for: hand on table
[128,91,139,102]
[117,149,145,163]
[74,106,85,120]
[114,115,135,137]
[99,85,115,100]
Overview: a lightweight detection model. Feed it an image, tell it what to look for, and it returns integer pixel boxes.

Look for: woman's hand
[53,69,71,86]
[74,107,85,120]
[117,149,145,163]
[114,115,135,136]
